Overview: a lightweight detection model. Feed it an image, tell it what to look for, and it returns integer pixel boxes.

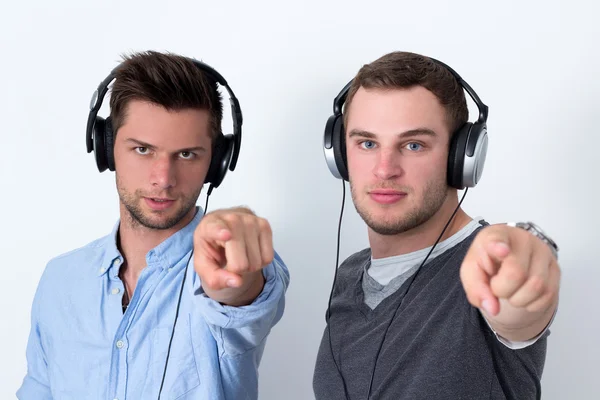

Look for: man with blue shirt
[17,50,289,400]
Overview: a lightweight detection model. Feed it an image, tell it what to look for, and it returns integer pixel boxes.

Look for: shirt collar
[97,206,204,277]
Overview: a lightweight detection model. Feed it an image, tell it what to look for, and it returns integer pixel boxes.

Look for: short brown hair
[344,51,468,135]
[109,50,223,143]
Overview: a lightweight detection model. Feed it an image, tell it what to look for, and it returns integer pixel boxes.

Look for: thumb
[460,257,500,316]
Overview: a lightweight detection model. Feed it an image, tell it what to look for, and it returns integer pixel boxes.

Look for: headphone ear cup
[462,122,488,188]
[447,123,471,189]
[205,134,233,188]
[104,117,115,171]
[331,115,349,181]
[93,117,109,172]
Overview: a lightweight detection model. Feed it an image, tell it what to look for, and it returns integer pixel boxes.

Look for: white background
[1,0,597,399]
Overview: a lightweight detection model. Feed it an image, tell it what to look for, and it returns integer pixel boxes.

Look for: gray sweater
[313,225,547,399]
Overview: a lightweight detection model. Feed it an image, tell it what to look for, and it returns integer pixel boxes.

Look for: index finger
[460,252,500,316]
[194,251,243,290]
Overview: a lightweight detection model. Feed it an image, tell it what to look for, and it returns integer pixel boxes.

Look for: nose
[150,155,177,189]
[373,147,403,181]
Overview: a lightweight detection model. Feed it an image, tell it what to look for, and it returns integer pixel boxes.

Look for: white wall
[1,0,597,398]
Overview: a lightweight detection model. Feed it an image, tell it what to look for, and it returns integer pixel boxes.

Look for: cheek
[348,162,370,188]
[115,151,148,185]
[347,148,373,175]
[407,154,447,185]
[114,145,133,170]
[179,160,211,186]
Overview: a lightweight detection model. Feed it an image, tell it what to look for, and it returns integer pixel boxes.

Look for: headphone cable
[157,191,211,399]
[325,179,351,398]
[365,188,468,399]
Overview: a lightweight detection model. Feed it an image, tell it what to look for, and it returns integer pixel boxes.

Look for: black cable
[157,190,211,399]
[204,189,211,212]
[157,249,192,399]
[365,188,468,399]
[325,179,350,398]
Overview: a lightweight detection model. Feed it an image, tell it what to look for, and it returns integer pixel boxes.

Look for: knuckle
[504,265,527,284]
[526,296,549,313]
[233,260,250,272]
[258,217,272,232]
[525,303,541,313]
[554,264,562,280]
[508,297,522,308]
[263,253,274,266]
[523,230,536,247]
[223,213,241,225]
[528,275,546,295]
[248,216,263,231]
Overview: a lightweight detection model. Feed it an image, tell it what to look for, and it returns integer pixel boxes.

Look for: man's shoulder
[338,248,371,274]
[31,233,115,315]
[446,218,489,255]
[43,233,114,277]
[338,247,371,278]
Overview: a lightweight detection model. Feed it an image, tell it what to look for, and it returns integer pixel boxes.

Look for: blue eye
[407,143,422,151]
[361,141,376,149]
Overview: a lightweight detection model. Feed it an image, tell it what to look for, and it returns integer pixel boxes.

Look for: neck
[368,191,472,259]
[117,204,197,278]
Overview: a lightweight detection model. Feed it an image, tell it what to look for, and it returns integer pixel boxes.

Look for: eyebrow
[348,128,438,139]
[124,138,207,153]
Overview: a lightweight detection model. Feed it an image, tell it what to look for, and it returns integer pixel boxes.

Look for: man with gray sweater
[315,51,560,399]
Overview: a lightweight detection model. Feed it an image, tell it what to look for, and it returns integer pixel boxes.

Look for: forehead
[346,86,450,138]
[118,100,212,146]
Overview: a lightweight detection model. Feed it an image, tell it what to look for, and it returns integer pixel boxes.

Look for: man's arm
[460,223,561,342]
[191,206,290,355]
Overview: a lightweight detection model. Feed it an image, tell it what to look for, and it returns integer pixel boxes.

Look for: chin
[125,201,192,231]
[139,214,185,230]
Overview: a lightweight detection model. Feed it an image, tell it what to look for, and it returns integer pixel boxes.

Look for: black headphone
[323,57,489,190]
[86,58,243,191]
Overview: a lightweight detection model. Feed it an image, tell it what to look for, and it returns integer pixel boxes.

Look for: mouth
[369,189,406,195]
[368,189,407,205]
[144,197,176,211]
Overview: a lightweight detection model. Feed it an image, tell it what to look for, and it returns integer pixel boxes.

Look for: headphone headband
[425,57,488,124]
[331,57,488,125]
[86,57,243,171]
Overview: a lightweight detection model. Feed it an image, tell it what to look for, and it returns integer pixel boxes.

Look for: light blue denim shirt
[17,207,290,400]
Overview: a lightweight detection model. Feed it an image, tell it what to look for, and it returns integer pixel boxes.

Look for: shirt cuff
[481,306,557,350]
[191,252,289,329]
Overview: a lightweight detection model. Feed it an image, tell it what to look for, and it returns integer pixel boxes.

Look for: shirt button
[116,340,125,349]
[114,258,121,266]
[99,267,106,274]
[111,288,120,295]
